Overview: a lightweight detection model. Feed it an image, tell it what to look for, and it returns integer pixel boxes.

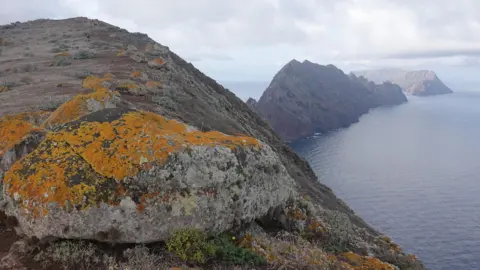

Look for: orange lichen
[153,58,165,65]
[55,52,70,57]
[104,73,115,79]
[307,219,326,234]
[48,110,259,180]
[0,111,50,126]
[41,89,118,129]
[4,139,111,217]
[288,208,307,220]
[116,50,126,57]
[0,119,43,156]
[82,75,113,91]
[341,252,395,270]
[130,71,142,78]
[145,81,162,89]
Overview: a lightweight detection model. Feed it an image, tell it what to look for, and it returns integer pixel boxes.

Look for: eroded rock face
[0,112,49,193]
[354,69,453,96]
[42,75,120,129]
[3,107,296,243]
[254,60,407,141]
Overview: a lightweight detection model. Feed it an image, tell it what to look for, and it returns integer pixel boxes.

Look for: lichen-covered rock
[3,107,296,243]
[147,58,166,69]
[41,86,120,129]
[0,113,48,182]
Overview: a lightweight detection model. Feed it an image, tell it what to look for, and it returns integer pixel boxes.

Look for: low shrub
[51,56,72,67]
[213,234,266,266]
[73,50,95,60]
[34,241,102,269]
[166,229,216,264]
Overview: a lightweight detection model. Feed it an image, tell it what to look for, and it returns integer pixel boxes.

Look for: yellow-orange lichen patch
[0,85,8,93]
[145,81,162,89]
[82,74,113,91]
[1,111,50,126]
[116,50,126,57]
[55,52,70,57]
[48,110,259,180]
[341,252,395,270]
[153,58,165,65]
[41,89,118,129]
[130,71,142,78]
[0,119,43,156]
[4,139,113,217]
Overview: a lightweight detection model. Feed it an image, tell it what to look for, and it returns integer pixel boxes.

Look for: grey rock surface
[354,68,453,96]
[253,60,407,141]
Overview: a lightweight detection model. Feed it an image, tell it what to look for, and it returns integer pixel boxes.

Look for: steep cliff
[354,68,453,96]
[350,74,408,106]
[0,18,422,269]
[254,60,407,141]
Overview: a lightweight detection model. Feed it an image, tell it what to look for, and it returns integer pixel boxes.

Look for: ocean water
[290,92,480,270]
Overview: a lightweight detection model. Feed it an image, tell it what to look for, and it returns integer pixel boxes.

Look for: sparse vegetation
[51,42,70,53]
[1,77,16,92]
[20,76,34,85]
[20,63,37,72]
[37,95,71,111]
[152,94,177,109]
[73,50,95,60]
[51,56,72,67]
[321,210,354,253]
[213,234,266,266]
[73,70,92,79]
[34,240,103,269]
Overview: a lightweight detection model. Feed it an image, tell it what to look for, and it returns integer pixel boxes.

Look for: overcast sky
[1,0,480,92]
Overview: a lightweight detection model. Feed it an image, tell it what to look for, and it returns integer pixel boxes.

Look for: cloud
[384,49,480,60]
[1,0,480,80]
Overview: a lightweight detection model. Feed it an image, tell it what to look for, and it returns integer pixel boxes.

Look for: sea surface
[290,92,480,270]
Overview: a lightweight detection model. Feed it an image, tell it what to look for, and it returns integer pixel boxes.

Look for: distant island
[353,68,453,96]
[248,59,407,141]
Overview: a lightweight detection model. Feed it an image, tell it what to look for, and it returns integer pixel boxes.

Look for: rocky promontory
[354,68,453,96]
[250,60,408,141]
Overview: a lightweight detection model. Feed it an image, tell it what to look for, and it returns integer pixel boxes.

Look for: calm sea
[291,92,480,270]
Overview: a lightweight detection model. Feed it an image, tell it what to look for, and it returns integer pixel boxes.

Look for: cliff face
[0,18,423,269]
[354,69,453,96]
[350,74,408,106]
[254,60,407,141]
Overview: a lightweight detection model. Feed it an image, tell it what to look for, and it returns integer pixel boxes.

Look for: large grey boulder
[2,108,297,243]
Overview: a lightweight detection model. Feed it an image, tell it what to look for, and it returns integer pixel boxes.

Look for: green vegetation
[51,56,72,67]
[73,50,95,60]
[166,229,216,264]
[212,234,266,266]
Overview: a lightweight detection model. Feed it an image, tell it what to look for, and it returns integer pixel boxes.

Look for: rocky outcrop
[246,97,259,114]
[3,106,296,243]
[253,60,407,141]
[354,68,453,96]
[350,74,408,106]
